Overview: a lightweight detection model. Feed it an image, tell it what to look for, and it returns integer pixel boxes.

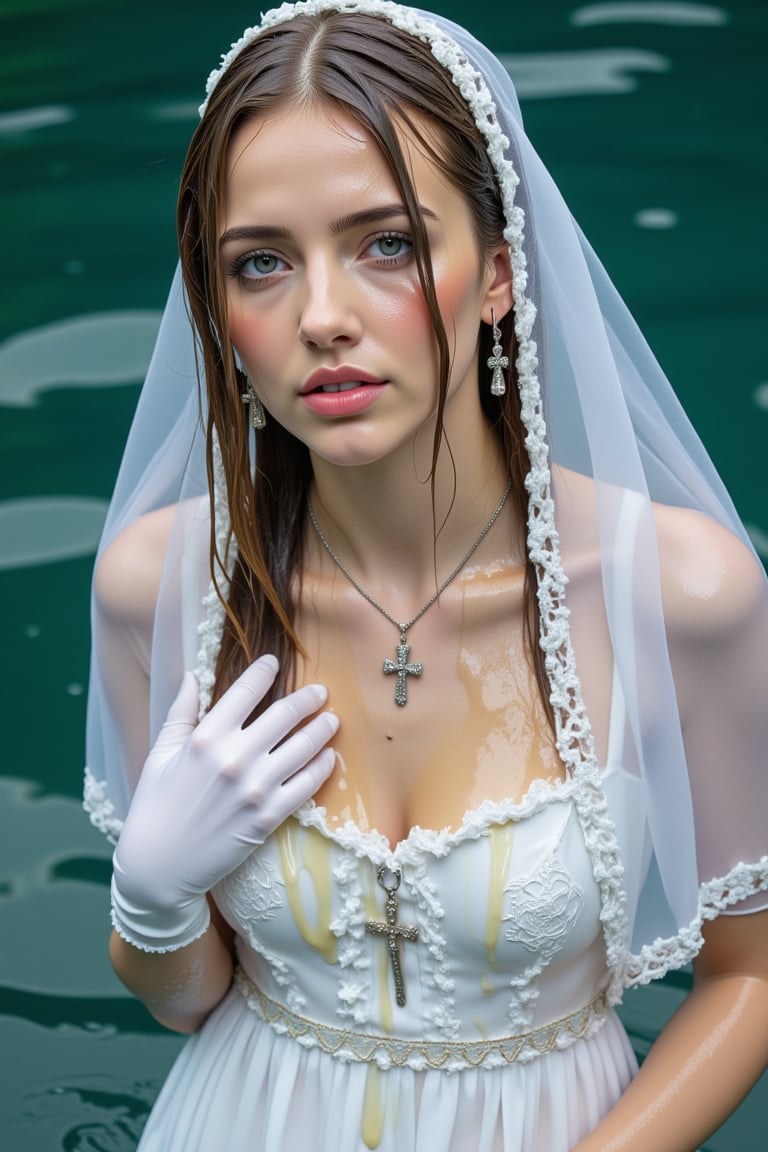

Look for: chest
[293,564,562,848]
[214,795,609,1042]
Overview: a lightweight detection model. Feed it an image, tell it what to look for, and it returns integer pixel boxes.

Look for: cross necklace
[306,481,512,707]
[365,866,418,1006]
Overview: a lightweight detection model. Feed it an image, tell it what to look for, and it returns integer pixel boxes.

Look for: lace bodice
[213,778,619,1070]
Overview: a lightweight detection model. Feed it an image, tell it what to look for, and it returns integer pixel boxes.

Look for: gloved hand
[111,655,339,952]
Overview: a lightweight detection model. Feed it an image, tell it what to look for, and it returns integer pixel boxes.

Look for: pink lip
[301,384,386,417]
[300,366,386,394]
[299,365,387,417]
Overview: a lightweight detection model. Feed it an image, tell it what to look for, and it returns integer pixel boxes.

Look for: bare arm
[576,511,768,1149]
[95,508,337,1033]
[96,507,235,1033]
[109,899,235,1034]
[573,910,768,1152]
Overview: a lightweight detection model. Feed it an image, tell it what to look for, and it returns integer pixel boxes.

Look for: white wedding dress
[135,673,639,1152]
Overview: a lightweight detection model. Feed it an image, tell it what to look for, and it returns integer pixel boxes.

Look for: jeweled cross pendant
[365,866,419,1007]
[383,634,423,707]
[487,339,509,397]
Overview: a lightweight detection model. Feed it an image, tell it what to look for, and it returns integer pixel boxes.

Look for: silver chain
[306,480,513,634]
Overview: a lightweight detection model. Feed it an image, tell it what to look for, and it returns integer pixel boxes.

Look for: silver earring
[241,375,267,429]
[487,310,509,397]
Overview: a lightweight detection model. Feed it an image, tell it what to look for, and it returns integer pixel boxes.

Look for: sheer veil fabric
[84,0,768,993]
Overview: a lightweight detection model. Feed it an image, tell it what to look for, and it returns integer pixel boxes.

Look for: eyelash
[227,230,415,288]
[366,231,414,264]
[228,251,286,286]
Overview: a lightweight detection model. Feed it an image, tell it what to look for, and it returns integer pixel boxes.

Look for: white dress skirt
[135,765,639,1152]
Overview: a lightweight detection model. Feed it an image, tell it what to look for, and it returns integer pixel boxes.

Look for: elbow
[108,929,230,1034]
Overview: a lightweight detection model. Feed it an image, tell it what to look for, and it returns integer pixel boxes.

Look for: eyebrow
[219,203,438,247]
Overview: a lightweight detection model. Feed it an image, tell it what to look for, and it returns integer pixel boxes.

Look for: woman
[84,3,768,1149]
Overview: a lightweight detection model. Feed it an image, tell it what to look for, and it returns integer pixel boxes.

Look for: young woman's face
[220,103,503,469]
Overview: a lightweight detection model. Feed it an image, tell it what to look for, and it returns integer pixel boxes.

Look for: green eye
[369,232,413,262]
[252,253,279,274]
[377,235,405,256]
[230,250,287,285]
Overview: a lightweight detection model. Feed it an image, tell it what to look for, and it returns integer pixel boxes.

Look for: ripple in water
[29,1084,153,1151]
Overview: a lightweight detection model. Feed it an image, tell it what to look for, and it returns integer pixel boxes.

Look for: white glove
[111,655,339,952]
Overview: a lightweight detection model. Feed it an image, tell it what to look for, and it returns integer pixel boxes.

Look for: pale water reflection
[571,2,728,25]
[499,49,669,97]
[0,105,76,135]
[0,313,161,407]
[0,500,108,570]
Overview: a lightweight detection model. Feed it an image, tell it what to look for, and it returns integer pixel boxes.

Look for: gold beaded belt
[234,967,608,1072]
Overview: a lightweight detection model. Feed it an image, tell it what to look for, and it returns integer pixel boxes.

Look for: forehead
[226,105,381,191]
[221,103,465,229]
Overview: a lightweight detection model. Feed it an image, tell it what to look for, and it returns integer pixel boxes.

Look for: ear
[480,244,514,326]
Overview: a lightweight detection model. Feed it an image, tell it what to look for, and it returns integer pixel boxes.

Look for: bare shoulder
[653,503,766,640]
[93,504,179,636]
[551,466,766,640]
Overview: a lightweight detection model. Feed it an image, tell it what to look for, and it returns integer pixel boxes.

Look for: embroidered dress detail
[503,854,584,960]
[233,966,609,1072]
[333,853,373,1025]
[498,853,584,1032]
[217,856,285,925]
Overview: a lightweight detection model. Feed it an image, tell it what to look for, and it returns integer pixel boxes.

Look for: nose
[298,255,362,349]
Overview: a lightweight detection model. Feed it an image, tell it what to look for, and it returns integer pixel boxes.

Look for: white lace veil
[84,0,768,988]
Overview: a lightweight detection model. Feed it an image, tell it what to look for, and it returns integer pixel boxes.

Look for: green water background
[0,0,766,1147]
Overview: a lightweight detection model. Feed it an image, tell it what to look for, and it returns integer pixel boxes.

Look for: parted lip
[300,366,387,394]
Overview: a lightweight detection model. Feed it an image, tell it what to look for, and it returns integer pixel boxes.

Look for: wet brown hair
[177,9,550,722]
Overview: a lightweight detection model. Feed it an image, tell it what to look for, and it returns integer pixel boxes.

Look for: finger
[274,746,338,813]
[266,711,340,781]
[165,671,200,726]
[152,672,200,756]
[202,654,280,731]
[254,682,331,749]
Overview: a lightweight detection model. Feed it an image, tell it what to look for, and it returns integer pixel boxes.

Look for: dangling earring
[487,309,509,397]
[241,374,267,429]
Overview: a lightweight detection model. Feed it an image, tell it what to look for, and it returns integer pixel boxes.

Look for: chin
[311,444,394,469]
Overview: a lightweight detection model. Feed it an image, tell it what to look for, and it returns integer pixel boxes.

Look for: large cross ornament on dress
[365,866,419,1007]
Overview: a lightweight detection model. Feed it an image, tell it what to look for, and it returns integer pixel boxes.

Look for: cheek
[435,263,481,327]
[227,305,279,370]
[365,276,432,338]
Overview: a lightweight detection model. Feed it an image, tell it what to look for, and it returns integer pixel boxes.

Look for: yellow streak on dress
[362,1064,385,1150]
[276,820,338,964]
[485,823,514,969]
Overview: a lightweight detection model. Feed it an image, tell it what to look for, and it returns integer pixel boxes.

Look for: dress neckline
[291,663,627,864]
[292,770,589,866]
